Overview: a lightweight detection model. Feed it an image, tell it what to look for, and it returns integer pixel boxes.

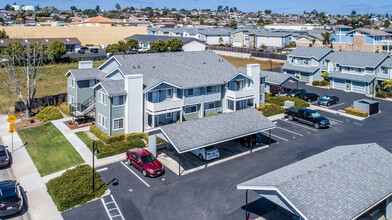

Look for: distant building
[11,4,37,11]
[83,16,115,27]
[0,38,81,52]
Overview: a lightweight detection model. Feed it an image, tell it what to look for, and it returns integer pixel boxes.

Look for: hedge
[257,103,285,117]
[320,80,329,86]
[36,106,63,122]
[59,102,71,116]
[345,106,368,117]
[88,140,140,159]
[266,95,310,109]
[376,91,387,98]
[47,165,107,211]
[125,132,148,143]
[388,92,392,98]
[90,125,124,144]
[312,81,320,86]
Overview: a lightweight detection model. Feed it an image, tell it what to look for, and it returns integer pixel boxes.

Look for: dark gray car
[318,95,339,106]
[0,145,9,168]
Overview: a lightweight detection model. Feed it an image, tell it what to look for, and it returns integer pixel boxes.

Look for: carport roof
[283,63,319,74]
[261,70,298,85]
[155,108,276,153]
[329,71,376,83]
[237,143,392,220]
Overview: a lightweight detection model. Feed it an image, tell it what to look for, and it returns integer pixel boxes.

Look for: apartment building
[66,51,266,136]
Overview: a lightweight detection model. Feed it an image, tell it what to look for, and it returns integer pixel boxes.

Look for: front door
[345,80,351,91]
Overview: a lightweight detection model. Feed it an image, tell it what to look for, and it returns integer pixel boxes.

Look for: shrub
[88,140,138,159]
[257,103,285,117]
[90,125,124,144]
[345,106,368,117]
[376,91,387,98]
[47,165,107,211]
[126,132,148,143]
[36,106,63,122]
[59,102,71,116]
[320,80,329,86]
[387,92,392,98]
[266,96,310,109]
[312,81,320,86]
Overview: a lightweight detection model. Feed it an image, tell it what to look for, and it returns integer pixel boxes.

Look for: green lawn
[75,131,94,146]
[18,123,84,176]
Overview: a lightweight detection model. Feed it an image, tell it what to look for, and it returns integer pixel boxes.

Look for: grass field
[75,131,94,146]
[220,55,284,70]
[18,123,84,176]
[0,60,105,114]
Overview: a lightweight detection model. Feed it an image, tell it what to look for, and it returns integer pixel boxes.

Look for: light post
[92,141,100,193]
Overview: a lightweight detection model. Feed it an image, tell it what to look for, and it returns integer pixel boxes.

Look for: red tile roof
[84,16,114,23]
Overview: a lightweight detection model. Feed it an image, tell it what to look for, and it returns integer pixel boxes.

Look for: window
[113,96,125,106]
[113,118,124,130]
[204,102,215,110]
[184,105,197,114]
[187,88,199,96]
[188,88,194,96]
[98,114,107,128]
[382,67,389,74]
[89,79,96,87]
[68,76,75,88]
[69,95,75,106]
[166,89,173,98]
[304,59,309,65]
[166,112,172,118]
[206,86,217,93]
[98,91,108,105]
[235,80,245,91]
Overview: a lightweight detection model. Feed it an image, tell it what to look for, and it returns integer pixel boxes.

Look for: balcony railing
[146,98,183,113]
[183,92,221,105]
[226,89,255,100]
[377,73,391,80]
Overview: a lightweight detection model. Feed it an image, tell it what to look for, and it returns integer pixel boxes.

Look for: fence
[15,93,67,112]
[206,45,287,60]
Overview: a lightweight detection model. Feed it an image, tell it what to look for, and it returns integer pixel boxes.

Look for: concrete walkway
[0,115,62,220]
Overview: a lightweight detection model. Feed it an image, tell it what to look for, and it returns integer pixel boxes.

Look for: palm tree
[382,79,392,91]
[321,32,331,46]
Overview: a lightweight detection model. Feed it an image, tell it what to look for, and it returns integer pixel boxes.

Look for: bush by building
[36,106,63,122]
[257,103,285,117]
[312,81,320,86]
[320,80,329,86]
[59,102,71,116]
[266,95,310,109]
[90,125,124,144]
[88,140,139,159]
[47,165,107,211]
[376,91,387,98]
[345,106,368,117]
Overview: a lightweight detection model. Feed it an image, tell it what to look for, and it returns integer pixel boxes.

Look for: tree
[229,20,237,29]
[321,32,331,45]
[166,38,184,52]
[4,4,12,11]
[264,10,272,15]
[259,44,267,50]
[0,41,51,117]
[70,6,77,11]
[125,39,138,51]
[351,11,357,16]
[49,40,66,60]
[257,17,264,26]
[115,3,121,11]
[321,71,330,80]
[374,25,380,29]
[218,37,223,45]
[0,29,8,38]
[151,39,168,52]
[217,5,223,12]
[105,44,117,53]
[384,20,390,28]
[96,5,100,12]
[382,79,392,90]
[147,9,154,21]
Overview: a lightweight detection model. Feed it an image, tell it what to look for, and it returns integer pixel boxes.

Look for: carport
[261,70,299,93]
[148,108,276,176]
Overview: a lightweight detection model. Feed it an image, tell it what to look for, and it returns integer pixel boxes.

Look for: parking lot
[63,84,392,220]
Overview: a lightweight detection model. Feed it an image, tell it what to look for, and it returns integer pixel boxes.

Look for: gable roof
[325,51,389,68]
[348,28,392,37]
[124,34,204,44]
[95,80,126,97]
[283,62,319,74]
[260,70,298,85]
[84,16,114,23]
[288,47,333,60]
[238,143,392,220]
[328,71,376,83]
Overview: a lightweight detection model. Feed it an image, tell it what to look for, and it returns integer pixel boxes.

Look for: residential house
[283,47,334,83]
[197,29,232,45]
[255,31,292,48]
[296,32,324,47]
[0,38,81,52]
[124,34,206,51]
[83,16,115,27]
[65,51,266,136]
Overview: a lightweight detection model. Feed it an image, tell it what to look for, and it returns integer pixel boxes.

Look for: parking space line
[262,131,289,141]
[120,161,150,188]
[327,117,344,123]
[101,195,125,220]
[97,167,108,172]
[328,102,345,109]
[279,119,318,132]
[276,126,304,136]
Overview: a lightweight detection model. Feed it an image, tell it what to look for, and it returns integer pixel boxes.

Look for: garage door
[352,81,366,94]
[300,72,310,82]
[233,41,242,47]
[333,78,346,91]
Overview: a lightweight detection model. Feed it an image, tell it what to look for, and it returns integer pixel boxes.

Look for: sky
[2,0,392,15]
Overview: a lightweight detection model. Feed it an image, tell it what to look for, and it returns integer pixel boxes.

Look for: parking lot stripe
[101,195,125,220]
[327,117,344,123]
[120,161,150,188]
[276,126,304,136]
[328,102,345,109]
[262,131,289,142]
[279,119,318,132]
[97,167,108,172]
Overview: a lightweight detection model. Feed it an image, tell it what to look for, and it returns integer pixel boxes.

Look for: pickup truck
[284,108,330,129]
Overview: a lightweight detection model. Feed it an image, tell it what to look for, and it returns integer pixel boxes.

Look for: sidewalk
[0,115,62,220]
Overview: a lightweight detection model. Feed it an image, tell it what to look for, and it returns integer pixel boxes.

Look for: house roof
[84,16,114,23]
[381,57,392,68]
[331,25,352,29]
[329,71,376,83]
[156,108,276,153]
[68,68,105,81]
[98,80,126,96]
[283,62,319,74]
[255,31,291,37]
[198,29,232,35]
[124,34,204,44]
[325,51,389,68]
[348,28,392,37]
[288,47,333,60]
[260,70,298,85]
[237,143,392,220]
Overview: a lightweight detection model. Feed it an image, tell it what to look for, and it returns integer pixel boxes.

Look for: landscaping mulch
[63,120,94,130]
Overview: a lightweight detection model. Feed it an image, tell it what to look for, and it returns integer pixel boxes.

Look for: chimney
[124,74,144,133]
[247,64,261,107]
[79,61,93,69]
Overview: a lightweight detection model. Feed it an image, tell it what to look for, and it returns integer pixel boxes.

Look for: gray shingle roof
[381,57,392,68]
[325,51,389,68]
[198,29,232,35]
[238,143,392,220]
[99,80,126,96]
[329,71,376,83]
[68,68,106,81]
[283,62,319,73]
[124,34,204,44]
[158,108,276,153]
[288,47,333,60]
[260,70,298,85]
[255,31,291,37]
[348,28,392,37]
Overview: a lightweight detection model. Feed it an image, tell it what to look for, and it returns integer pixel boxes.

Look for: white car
[191,146,220,161]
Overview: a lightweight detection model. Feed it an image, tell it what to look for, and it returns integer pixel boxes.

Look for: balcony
[226,89,255,100]
[203,92,221,103]
[377,72,391,80]
[184,95,204,105]
[146,98,183,113]
[183,92,221,105]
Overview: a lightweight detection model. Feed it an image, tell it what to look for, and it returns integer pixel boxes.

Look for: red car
[126,149,165,177]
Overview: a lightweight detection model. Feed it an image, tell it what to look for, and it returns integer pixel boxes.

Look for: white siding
[183,41,206,51]
[333,79,346,91]
[256,36,285,47]
[352,81,366,94]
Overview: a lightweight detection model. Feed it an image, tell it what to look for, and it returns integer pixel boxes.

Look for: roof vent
[152,66,155,68]
[138,65,140,69]
[133,66,136,69]
[203,61,206,64]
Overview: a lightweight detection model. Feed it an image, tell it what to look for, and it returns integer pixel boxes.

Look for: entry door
[345,80,352,91]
